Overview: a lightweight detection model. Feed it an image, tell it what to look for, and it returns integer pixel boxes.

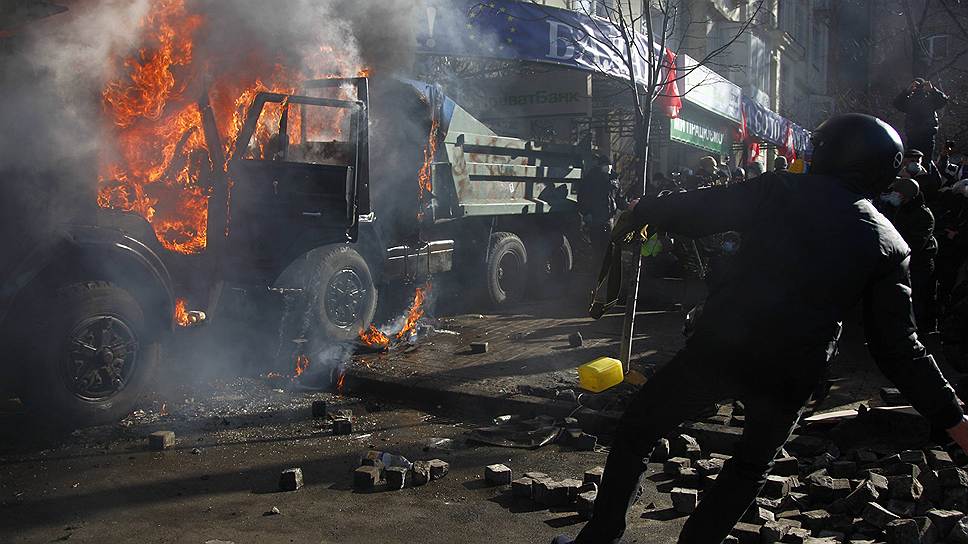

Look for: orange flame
[359,324,390,349]
[174,297,190,327]
[418,115,440,199]
[97,0,369,254]
[396,284,429,340]
[294,354,310,378]
[335,371,346,395]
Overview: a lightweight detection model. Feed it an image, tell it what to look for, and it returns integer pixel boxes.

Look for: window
[574,0,614,19]
[810,18,824,68]
[922,34,950,61]
[750,32,770,94]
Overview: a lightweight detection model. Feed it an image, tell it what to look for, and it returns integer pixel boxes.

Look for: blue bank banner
[417,0,665,88]
[742,97,812,157]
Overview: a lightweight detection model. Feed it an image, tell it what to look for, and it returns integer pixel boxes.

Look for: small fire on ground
[358,284,431,350]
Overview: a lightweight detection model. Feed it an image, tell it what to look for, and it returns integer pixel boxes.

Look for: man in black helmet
[553,114,968,544]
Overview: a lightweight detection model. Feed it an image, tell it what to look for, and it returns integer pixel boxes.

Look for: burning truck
[0,2,589,426]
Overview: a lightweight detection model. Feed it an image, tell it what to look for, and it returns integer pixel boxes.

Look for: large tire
[307,245,378,341]
[528,232,573,297]
[485,232,528,307]
[21,281,162,427]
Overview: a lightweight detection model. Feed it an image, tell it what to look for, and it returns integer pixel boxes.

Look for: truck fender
[0,225,176,338]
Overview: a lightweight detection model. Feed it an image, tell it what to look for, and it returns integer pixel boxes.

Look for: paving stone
[851,449,881,465]
[385,466,407,490]
[756,496,785,512]
[469,342,488,354]
[919,470,943,503]
[773,457,800,477]
[534,479,572,507]
[763,475,793,500]
[584,466,604,486]
[560,478,583,500]
[523,471,548,480]
[940,467,968,489]
[808,476,852,502]
[787,436,830,458]
[862,501,901,529]
[484,464,512,486]
[926,450,953,470]
[696,458,725,476]
[332,418,353,435]
[676,467,702,487]
[830,479,880,514]
[575,433,598,451]
[945,488,968,511]
[761,520,792,543]
[671,434,702,460]
[311,400,327,418]
[411,461,431,486]
[828,461,858,479]
[576,490,597,520]
[731,522,762,544]
[680,422,743,455]
[889,475,924,502]
[925,509,964,539]
[886,519,920,544]
[743,506,775,524]
[278,468,304,492]
[886,500,917,518]
[671,487,699,514]
[868,472,890,493]
[652,438,671,461]
[353,466,381,490]
[899,450,927,468]
[949,515,968,544]
[665,457,691,474]
[148,431,175,451]
[782,527,810,544]
[568,332,583,348]
[428,459,449,480]
[801,509,832,531]
[816,531,846,541]
[879,387,906,405]
[511,477,535,498]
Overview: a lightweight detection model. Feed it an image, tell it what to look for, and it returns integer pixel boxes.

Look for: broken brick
[889,475,924,502]
[385,466,407,490]
[484,464,512,486]
[879,387,906,405]
[411,461,431,486]
[664,457,691,474]
[696,458,725,476]
[927,450,954,470]
[332,418,353,435]
[148,431,175,451]
[926,508,964,539]
[428,459,449,480]
[576,490,596,520]
[949,515,968,544]
[830,479,880,514]
[671,434,702,461]
[828,461,857,479]
[807,475,852,502]
[652,438,671,461]
[773,456,799,477]
[671,487,698,514]
[862,502,901,529]
[575,433,598,451]
[584,466,604,486]
[279,468,304,491]
[511,477,534,498]
[940,467,968,489]
[730,522,761,544]
[534,479,571,507]
[311,400,327,418]
[354,466,380,490]
[762,475,792,500]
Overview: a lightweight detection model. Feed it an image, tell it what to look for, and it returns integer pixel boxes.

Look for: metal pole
[619,247,643,372]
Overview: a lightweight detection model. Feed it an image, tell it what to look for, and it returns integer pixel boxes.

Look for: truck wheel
[529,233,573,297]
[21,281,162,427]
[486,232,528,307]
[312,245,378,341]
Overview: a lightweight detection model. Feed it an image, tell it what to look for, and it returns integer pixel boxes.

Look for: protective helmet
[731,167,746,179]
[810,114,904,194]
[774,156,789,170]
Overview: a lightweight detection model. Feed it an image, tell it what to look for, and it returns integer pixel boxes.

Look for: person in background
[553,114,968,544]
[880,177,939,333]
[731,167,747,185]
[578,154,617,262]
[894,78,948,165]
[746,161,764,179]
[773,156,788,172]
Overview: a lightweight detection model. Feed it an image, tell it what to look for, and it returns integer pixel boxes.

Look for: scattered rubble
[484,464,512,486]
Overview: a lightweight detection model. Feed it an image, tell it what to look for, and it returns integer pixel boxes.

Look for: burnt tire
[485,232,528,307]
[20,281,161,427]
[309,245,378,341]
[528,232,573,298]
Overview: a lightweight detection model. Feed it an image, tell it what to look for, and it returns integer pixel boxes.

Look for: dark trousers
[908,130,937,165]
[576,341,827,544]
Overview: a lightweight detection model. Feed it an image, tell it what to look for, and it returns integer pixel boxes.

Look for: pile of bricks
[486,462,604,520]
[657,411,968,544]
[352,450,449,492]
[311,401,355,435]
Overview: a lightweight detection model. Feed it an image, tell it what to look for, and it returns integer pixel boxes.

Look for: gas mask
[880,191,904,207]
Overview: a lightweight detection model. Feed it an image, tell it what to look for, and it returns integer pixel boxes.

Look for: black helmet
[810,114,904,194]
[731,167,746,178]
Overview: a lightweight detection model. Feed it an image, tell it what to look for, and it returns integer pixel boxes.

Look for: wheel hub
[65,316,139,401]
[324,268,366,328]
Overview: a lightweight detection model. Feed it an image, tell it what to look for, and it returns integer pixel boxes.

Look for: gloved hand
[611,207,647,245]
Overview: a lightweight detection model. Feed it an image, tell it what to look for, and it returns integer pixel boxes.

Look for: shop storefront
[737,97,812,173]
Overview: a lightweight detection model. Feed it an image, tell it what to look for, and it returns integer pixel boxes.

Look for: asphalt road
[0,383,685,544]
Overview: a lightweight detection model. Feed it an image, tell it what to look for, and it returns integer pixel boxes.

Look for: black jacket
[890,195,938,260]
[894,87,949,135]
[632,172,963,429]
